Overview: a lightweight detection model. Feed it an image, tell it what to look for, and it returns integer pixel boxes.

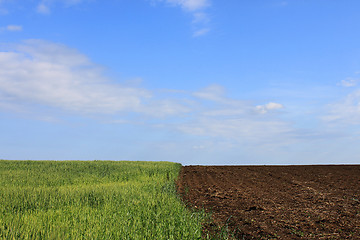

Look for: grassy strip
[0,160,206,239]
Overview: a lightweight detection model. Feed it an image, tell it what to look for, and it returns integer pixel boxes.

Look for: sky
[1,0,360,165]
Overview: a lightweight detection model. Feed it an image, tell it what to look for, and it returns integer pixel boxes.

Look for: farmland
[0,160,206,239]
[2,161,359,239]
[177,165,360,239]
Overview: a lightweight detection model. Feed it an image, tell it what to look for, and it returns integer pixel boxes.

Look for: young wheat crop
[0,160,206,239]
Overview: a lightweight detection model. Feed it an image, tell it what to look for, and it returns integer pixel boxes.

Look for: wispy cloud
[0,40,194,118]
[3,1,212,36]
[255,102,284,114]
[178,117,292,144]
[0,0,88,14]
[193,84,225,102]
[0,40,296,151]
[6,25,23,31]
[192,12,209,24]
[193,27,210,37]
[323,89,360,124]
[0,25,23,33]
[339,77,359,87]
[36,0,88,14]
[193,84,249,106]
[158,0,211,37]
[182,85,290,146]
[163,0,209,11]
[323,74,360,124]
[37,3,51,14]
[0,40,149,114]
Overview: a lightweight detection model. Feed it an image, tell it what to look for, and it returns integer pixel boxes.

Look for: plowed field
[177,165,360,239]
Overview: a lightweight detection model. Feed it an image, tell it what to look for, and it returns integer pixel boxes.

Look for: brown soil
[176,165,360,239]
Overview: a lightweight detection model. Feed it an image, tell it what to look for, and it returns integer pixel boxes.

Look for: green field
[0,160,207,239]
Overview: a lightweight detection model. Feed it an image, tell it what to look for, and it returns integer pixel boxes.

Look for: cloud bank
[0,40,150,114]
[1,39,356,163]
[0,40,289,146]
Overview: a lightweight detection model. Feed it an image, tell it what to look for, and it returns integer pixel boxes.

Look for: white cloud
[0,40,199,119]
[158,0,211,37]
[0,0,88,14]
[193,27,210,37]
[178,87,290,146]
[138,99,191,117]
[0,25,22,32]
[255,102,284,114]
[324,75,360,124]
[177,117,292,145]
[36,0,87,14]
[0,40,151,114]
[6,25,22,31]
[340,77,358,87]
[202,108,247,117]
[192,145,205,149]
[0,40,293,150]
[323,89,360,124]
[37,3,51,14]
[192,84,246,106]
[164,0,209,11]
[193,84,225,102]
[192,12,209,24]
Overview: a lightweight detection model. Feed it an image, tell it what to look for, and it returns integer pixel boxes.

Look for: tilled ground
[176,165,360,239]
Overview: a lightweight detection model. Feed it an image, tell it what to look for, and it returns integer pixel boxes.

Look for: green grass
[0,160,206,239]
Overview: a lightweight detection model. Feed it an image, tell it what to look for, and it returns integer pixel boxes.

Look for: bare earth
[176,165,360,239]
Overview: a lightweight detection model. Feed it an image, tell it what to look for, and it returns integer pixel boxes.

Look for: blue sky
[1,0,360,165]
